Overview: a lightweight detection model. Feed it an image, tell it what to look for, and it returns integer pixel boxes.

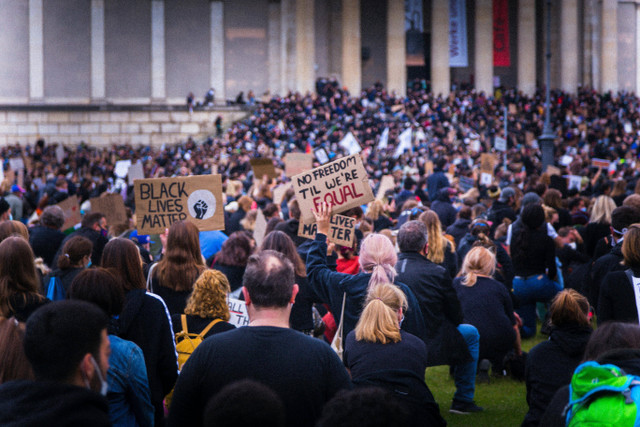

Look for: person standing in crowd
[211,231,254,298]
[5,184,25,222]
[57,212,108,266]
[0,317,33,385]
[29,205,66,267]
[169,250,351,427]
[582,195,617,258]
[46,236,93,296]
[430,187,458,229]
[395,220,482,414]
[487,187,517,234]
[427,158,450,202]
[446,205,472,248]
[419,210,458,279]
[0,300,111,426]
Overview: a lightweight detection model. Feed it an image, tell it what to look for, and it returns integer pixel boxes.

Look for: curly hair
[184,270,231,320]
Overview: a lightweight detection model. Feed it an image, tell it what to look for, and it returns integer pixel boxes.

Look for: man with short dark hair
[169,250,350,427]
[396,220,482,414]
[55,212,108,266]
[0,300,111,426]
[29,205,67,267]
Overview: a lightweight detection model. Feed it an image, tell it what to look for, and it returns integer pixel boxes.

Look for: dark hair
[0,237,41,318]
[583,322,640,362]
[0,317,34,384]
[57,236,93,270]
[543,189,563,210]
[512,204,545,266]
[568,197,584,211]
[260,231,306,277]
[287,199,301,220]
[216,231,254,267]
[0,221,29,242]
[204,380,285,427]
[265,217,284,236]
[397,220,428,253]
[611,206,640,235]
[40,205,65,229]
[101,238,146,291]
[24,300,108,382]
[68,268,125,317]
[81,212,105,229]
[262,203,279,218]
[317,387,410,427]
[242,250,294,308]
[550,289,590,328]
[155,221,205,292]
[457,205,472,220]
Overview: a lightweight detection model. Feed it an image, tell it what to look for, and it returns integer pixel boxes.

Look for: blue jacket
[306,234,427,343]
[108,335,154,427]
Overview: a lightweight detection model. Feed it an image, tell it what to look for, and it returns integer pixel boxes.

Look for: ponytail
[355,283,407,344]
[550,289,590,328]
[368,264,397,290]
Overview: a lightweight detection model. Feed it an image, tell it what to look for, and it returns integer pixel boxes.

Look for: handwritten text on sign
[227,297,249,327]
[298,214,356,247]
[134,175,224,234]
[292,154,374,223]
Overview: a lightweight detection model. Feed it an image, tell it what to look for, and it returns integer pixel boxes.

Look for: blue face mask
[87,259,92,268]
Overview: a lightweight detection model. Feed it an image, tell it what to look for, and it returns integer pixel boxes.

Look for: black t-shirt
[343,329,428,380]
[168,326,351,427]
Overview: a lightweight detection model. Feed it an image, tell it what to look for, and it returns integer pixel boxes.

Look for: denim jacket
[107,335,155,427]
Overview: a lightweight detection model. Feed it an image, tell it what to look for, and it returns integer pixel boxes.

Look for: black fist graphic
[194,200,208,219]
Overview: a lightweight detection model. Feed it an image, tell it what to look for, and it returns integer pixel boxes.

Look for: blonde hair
[419,210,451,264]
[355,283,407,344]
[184,270,231,320]
[459,246,496,287]
[359,234,397,290]
[590,195,616,224]
[367,199,385,221]
[240,210,257,231]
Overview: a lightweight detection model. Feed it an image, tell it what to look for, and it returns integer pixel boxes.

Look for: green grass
[425,333,547,427]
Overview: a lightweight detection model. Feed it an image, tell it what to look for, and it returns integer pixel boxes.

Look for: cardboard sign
[9,158,24,171]
[525,131,535,145]
[480,172,493,186]
[285,153,314,177]
[292,154,374,223]
[298,214,356,247]
[508,103,517,114]
[250,158,277,180]
[227,298,249,327]
[480,154,497,175]
[134,175,225,235]
[424,160,434,176]
[56,195,82,231]
[376,175,395,200]
[127,161,145,185]
[90,193,127,226]
[272,183,292,205]
[592,158,611,169]
[253,209,268,248]
[546,165,562,176]
[114,160,132,179]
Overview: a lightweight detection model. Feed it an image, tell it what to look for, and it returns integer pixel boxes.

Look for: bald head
[242,250,295,308]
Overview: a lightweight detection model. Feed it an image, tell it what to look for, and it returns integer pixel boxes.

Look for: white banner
[449,0,468,67]
[339,132,362,155]
[377,128,389,150]
[394,128,413,159]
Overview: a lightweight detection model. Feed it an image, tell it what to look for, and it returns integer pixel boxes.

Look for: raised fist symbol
[194,200,208,219]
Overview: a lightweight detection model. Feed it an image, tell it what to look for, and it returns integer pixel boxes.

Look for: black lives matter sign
[134,175,224,234]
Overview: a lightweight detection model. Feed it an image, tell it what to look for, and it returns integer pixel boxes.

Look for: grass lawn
[425,332,547,427]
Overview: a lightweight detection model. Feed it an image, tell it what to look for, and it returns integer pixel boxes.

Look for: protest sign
[480,172,493,186]
[592,158,611,169]
[134,175,225,235]
[55,144,65,163]
[114,160,132,179]
[509,103,517,114]
[494,136,507,152]
[9,158,24,171]
[127,161,145,185]
[272,183,292,205]
[90,193,127,226]
[250,158,277,180]
[227,298,249,327]
[480,154,496,175]
[377,128,389,150]
[459,176,475,192]
[56,195,82,231]
[567,175,583,191]
[424,160,434,176]
[253,209,268,248]
[285,153,314,177]
[393,128,413,158]
[292,154,374,223]
[314,148,329,164]
[339,132,362,155]
[298,214,356,247]
[376,175,395,200]
[546,165,562,176]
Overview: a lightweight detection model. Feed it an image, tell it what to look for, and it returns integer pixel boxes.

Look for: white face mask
[86,356,108,396]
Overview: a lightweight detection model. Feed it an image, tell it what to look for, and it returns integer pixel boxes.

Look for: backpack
[175,315,221,370]
[46,275,65,301]
[565,361,640,426]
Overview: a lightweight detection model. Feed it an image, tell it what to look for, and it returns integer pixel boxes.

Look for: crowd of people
[2,80,640,425]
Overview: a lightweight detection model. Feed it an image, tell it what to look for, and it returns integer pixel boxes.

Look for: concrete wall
[618,1,636,92]
[0,109,249,147]
[0,0,29,99]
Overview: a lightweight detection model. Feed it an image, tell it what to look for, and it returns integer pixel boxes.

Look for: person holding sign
[306,202,427,344]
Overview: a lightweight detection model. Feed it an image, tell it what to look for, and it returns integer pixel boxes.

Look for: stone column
[267,1,282,96]
[517,0,535,95]
[91,0,105,99]
[637,3,640,94]
[341,0,361,95]
[387,0,405,96]
[431,0,449,96]
[560,0,579,93]
[280,0,296,92]
[151,0,166,100]
[601,0,618,93]
[474,0,493,94]
[295,0,315,93]
[29,0,44,100]
[210,1,225,101]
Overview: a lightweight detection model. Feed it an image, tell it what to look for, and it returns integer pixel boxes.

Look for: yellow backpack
[175,315,221,370]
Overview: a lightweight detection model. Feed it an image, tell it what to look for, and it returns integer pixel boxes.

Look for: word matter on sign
[292,154,374,223]
[298,214,356,247]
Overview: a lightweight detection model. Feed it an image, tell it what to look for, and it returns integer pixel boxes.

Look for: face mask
[580,207,587,213]
[89,356,108,396]
[87,259,92,268]
[8,214,12,221]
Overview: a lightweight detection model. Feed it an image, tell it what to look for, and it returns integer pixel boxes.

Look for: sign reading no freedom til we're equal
[134,175,225,234]
[292,154,374,223]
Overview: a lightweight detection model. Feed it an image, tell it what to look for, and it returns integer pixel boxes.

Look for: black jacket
[0,380,110,427]
[275,218,308,247]
[46,268,84,295]
[522,325,592,427]
[446,218,470,248]
[396,252,471,366]
[28,225,66,267]
[589,242,623,308]
[457,234,514,290]
[487,200,517,234]
[597,269,638,324]
[430,189,457,229]
[56,227,108,267]
[118,289,178,427]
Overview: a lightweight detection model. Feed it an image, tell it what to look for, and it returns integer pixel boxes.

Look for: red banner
[493,0,510,67]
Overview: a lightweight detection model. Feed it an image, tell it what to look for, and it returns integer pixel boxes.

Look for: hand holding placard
[312,202,332,236]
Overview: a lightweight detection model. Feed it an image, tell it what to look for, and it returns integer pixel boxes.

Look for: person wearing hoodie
[275,199,307,247]
[446,205,472,248]
[522,290,592,427]
[0,300,111,427]
[46,236,93,296]
[487,187,517,236]
[427,158,450,202]
[431,187,458,229]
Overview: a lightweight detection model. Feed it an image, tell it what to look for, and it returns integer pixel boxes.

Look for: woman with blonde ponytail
[454,247,521,375]
[306,202,427,344]
[344,282,446,427]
